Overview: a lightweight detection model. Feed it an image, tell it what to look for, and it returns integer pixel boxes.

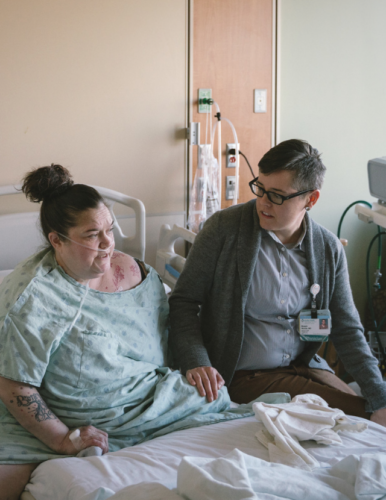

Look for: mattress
[25,415,386,500]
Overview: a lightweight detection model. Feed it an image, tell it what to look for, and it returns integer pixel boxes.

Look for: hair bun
[21,164,74,203]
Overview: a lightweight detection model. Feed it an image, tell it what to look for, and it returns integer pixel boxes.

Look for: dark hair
[21,164,105,246]
[258,139,326,191]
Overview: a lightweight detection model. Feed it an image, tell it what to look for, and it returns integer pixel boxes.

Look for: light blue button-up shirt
[237,220,311,370]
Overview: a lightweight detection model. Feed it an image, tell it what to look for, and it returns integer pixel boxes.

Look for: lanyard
[310,283,320,319]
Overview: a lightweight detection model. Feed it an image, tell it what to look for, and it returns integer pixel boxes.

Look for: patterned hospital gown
[0,249,255,464]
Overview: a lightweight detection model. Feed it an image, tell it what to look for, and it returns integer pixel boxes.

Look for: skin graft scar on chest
[16,394,57,422]
[130,263,140,278]
[113,265,125,289]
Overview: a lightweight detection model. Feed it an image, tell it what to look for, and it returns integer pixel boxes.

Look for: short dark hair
[21,164,105,246]
[258,139,326,190]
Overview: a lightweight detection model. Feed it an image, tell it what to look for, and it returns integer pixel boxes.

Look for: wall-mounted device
[188,122,200,145]
[368,157,386,202]
[198,88,212,113]
[226,176,239,201]
[355,157,386,228]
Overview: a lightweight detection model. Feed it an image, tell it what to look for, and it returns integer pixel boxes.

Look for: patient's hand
[370,408,386,427]
[186,367,225,403]
[56,425,109,455]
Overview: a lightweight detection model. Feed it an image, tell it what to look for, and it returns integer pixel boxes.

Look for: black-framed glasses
[248,177,314,206]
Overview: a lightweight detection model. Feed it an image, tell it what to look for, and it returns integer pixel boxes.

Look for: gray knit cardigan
[169,200,386,413]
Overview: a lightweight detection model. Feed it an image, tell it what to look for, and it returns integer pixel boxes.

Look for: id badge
[298,309,332,342]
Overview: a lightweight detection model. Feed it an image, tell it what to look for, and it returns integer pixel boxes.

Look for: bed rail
[0,184,146,270]
[156,224,196,289]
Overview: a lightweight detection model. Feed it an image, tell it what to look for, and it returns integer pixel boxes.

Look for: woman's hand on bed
[186,367,225,402]
[56,426,109,455]
[370,408,386,427]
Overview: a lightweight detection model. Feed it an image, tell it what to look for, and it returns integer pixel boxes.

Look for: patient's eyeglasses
[248,177,314,206]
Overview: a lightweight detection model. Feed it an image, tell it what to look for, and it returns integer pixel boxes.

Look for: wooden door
[191,0,275,211]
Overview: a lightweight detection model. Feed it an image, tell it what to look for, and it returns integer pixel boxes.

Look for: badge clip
[310,284,320,319]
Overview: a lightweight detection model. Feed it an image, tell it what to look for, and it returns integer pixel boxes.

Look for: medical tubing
[217,120,222,203]
[222,117,239,206]
[210,101,220,157]
[337,201,382,270]
[212,100,220,115]
[209,120,222,204]
[366,231,386,374]
[337,200,371,238]
[205,107,209,146]
[211,121,218,152]
[56,232,114,253]
[209,105,213,154]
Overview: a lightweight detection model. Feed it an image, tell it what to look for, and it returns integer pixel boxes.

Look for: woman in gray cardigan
[169,139,386,427]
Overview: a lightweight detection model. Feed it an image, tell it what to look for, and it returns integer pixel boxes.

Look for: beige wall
[278,0,386,318]
[0,0,187,216]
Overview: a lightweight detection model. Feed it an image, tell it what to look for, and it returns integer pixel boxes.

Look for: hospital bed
[0,185,386,500]
[22,416,386,500]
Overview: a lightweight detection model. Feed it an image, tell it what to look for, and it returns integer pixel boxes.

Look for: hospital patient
[169,139,386,427]
[0,165,241,499]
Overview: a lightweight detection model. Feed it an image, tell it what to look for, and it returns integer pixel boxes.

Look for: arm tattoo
[17,394,57,422]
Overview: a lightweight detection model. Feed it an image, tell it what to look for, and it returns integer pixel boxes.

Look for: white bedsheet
[26,416,386,500]
[177,449,386,500]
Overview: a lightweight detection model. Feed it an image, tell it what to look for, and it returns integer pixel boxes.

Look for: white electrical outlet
[254,89,267,113]
[226,143,240,168]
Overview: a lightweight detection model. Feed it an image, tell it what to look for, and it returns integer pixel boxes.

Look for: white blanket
[177,449,386,500]
[253,394,367,469]
[55,449,386,500]
[26,415,386,500]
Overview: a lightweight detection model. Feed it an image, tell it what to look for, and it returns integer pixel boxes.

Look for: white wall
[278,0,386,318]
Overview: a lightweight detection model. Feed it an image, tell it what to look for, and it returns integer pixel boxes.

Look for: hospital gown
[0,249,253,464]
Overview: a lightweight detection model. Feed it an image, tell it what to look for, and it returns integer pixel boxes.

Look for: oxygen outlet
[226,176,239,200]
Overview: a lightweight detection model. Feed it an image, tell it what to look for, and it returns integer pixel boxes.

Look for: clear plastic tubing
[211,100,222,203]
[210,101,239,206]
[56,232,114,253]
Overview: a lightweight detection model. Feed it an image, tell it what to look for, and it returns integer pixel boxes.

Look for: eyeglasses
[248,177,314,206]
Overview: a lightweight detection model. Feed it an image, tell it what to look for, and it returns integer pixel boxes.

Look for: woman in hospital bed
[0,165,246,499]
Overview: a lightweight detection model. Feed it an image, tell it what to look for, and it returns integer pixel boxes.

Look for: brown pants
[228,364,370,419]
